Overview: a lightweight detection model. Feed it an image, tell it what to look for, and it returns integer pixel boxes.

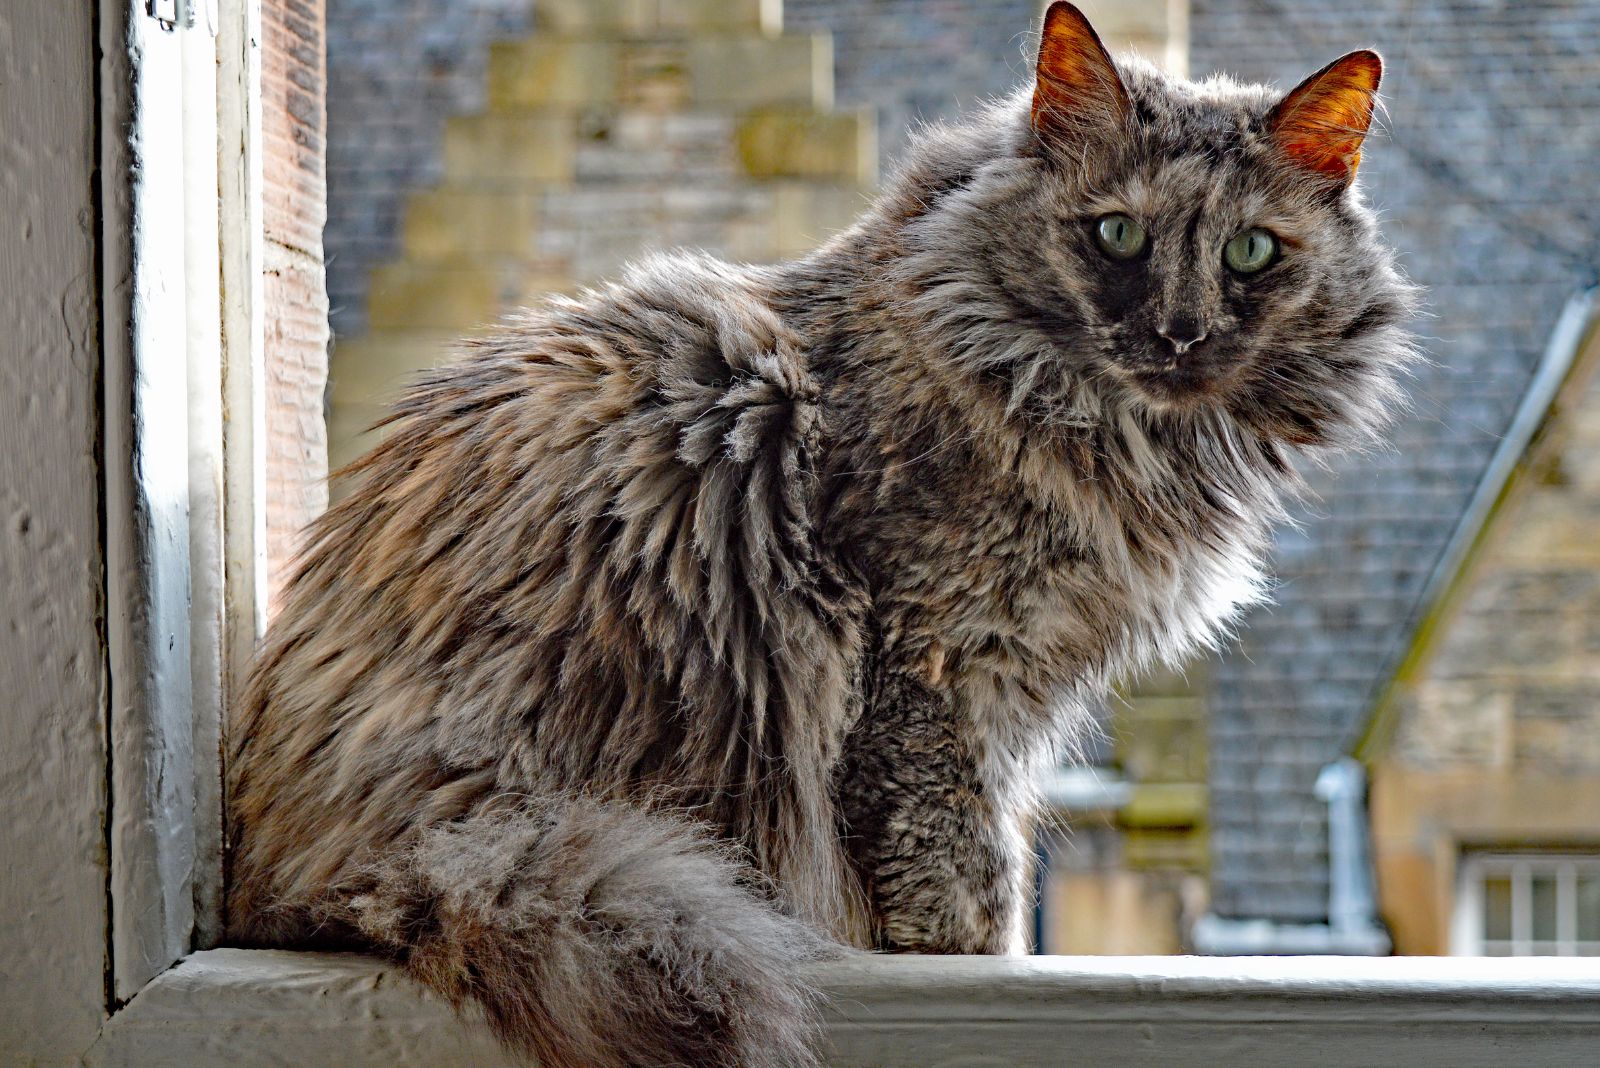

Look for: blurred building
[321,0,1600,957]
[1185,0,1600,956]
[1366,293,1600,956]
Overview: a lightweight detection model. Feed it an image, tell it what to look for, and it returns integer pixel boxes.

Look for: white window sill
[88,948,1600,1066]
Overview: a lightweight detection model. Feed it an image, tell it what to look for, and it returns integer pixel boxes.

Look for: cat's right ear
[1031,2,1130,144]
[1267,50,1383,184]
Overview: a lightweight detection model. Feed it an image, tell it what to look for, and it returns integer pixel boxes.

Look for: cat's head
[896,2,1418,448]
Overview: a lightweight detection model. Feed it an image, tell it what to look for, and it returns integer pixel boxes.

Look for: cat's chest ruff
[883,427,1265,690]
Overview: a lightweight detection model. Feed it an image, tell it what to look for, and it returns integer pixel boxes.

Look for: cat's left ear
[1268,50,1383,184]
[1032,2,1129,143]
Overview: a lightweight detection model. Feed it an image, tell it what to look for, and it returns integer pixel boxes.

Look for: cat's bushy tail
[342,796,829,1068]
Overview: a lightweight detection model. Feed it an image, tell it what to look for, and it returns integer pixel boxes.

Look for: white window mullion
[181,1,227,954]
[1452,856,1483,956]
[218,0,269,696]
[1513,861,1531,956]
[108,1,201,1000]
[1558,861,1577,957]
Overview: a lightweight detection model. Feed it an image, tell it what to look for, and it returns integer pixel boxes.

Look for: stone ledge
[736,106,876,184]
[402,188,544,263]
[534,0,780,37]
[486,34,830,112]
[88,948,1600,1067]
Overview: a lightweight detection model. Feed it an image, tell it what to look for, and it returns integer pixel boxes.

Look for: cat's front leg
[836,664,1032,955]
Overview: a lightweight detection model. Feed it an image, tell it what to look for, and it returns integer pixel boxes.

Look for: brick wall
[262,0,331,605]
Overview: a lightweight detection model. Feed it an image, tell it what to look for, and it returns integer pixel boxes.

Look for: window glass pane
[1532,874,1559,942]
[1484,876,1513,942]
[1578,876,1600,942]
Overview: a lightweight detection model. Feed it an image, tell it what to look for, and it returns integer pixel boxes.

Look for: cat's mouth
[1118,360,1229,408]
[1096,328,1241,408]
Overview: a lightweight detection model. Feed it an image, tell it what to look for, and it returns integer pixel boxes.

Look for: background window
[1456,853,1600,957]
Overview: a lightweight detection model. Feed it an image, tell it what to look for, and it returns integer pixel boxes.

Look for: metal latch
[147,0,179,29]
[147,0,218,35]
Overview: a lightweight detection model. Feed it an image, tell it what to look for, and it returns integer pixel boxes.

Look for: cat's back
[227,252,856,937]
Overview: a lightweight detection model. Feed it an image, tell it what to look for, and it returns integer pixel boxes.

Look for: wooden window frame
[102,0,267,998]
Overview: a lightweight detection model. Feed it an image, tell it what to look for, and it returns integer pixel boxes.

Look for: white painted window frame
[1454,852,1600,958]
[102,0,267,1001]
[0,0,255,1059]
[14,1,1599,1064]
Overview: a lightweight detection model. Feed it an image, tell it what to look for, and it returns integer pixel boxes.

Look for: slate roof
[1190,0,1600,923]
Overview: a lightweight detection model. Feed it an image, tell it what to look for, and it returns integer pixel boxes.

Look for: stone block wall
[1039,663,1212,954]
[325,0,532,340]
[322,0,1049,346]
[1371,356,1600,952]
[1396,445,1600,780]
[1041,819,1209,954]
[325,0,879,469]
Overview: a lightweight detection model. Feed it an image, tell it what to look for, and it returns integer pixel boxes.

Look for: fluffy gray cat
[227,4,1416,1065]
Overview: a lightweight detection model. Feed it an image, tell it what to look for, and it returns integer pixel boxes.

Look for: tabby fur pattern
[228,5,1417,1065]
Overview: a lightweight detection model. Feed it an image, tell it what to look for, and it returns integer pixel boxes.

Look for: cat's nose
[1157,317,1209,355]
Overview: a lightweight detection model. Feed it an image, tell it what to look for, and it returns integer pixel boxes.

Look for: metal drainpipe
[1317,758,1383,941]
[1191,758,1390,955]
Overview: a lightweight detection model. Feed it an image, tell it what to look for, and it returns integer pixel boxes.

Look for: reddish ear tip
[1044,1,1090,25]
[1269,49,1385,184]
[1042,1,1100,41]
[1033,0,1128,138]
[1342,49,1384,90]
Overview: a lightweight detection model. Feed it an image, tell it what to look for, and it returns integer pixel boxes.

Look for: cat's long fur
[228,7,1417,1065]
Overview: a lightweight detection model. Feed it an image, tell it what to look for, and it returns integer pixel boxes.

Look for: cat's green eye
[1094,213,1147,260]
[1223,228,1279,274]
